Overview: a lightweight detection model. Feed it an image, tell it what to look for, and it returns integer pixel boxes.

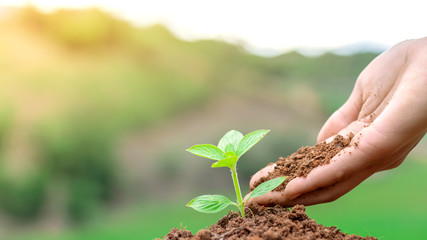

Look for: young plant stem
[231,165,245,218]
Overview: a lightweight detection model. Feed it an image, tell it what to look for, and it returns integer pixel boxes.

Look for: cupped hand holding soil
[248,37,427,207]
[247,134,356,207]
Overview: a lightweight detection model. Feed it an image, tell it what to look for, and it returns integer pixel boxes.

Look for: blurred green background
[0,5,426,240]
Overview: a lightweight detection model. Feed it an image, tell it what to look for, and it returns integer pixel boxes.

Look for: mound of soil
[251,133,355,191]
[160,134,377,239]
[160,203,376,240]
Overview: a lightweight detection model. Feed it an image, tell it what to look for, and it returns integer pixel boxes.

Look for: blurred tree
[0,173,46,220]
[35,114,117,222]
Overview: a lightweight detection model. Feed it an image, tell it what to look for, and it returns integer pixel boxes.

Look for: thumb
[245,190,287,206]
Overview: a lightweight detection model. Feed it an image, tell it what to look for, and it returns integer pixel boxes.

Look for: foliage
[186,130,286,217]
[0,174,46,220]
[35,115,117,222]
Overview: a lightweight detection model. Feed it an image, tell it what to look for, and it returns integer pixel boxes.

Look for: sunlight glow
[2,0,426,55]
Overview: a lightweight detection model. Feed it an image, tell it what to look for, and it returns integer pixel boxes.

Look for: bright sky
[2,0,427,56]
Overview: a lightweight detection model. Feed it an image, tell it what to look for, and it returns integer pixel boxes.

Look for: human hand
[248,37,427,207]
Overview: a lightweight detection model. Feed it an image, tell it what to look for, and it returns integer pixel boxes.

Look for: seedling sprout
[186,129,286,217]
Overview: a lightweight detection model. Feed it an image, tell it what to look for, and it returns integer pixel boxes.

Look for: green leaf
[211,156,238,168]
[218,130,243,152]
[246,177,286,201]
[236,129,270,157]
[187,195,235,213]
[225,151,236,158]
[187,144,225,160]
[225,143,235,153]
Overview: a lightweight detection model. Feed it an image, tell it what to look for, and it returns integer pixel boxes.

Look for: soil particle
[195,229,212,240]
[251,133,354,191]
[162,227,194,240]
[160,203,376,240]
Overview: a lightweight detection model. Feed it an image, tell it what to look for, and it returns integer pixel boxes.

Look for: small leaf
[236,129,270,157]
[187,195,235,213]
[187,144,225,160]
[225,151,236,158]
[225,143,235,153]
[211,156,238,168]
[218,130,244,151]
[246,177,286,201]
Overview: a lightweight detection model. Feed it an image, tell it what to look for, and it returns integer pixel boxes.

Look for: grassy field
[9,158,427,240]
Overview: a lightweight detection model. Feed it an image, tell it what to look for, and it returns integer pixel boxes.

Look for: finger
[320,119,367,146]
[281,168,374,207]
[249,163,276,189]
[336,120,367,138]
[283,160,346,201]
[246,189,286,206]
[284,143,364,201]
[247,166,373,207]
[317,97,361,142]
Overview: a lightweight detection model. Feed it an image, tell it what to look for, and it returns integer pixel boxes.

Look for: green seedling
[186,129,286,217]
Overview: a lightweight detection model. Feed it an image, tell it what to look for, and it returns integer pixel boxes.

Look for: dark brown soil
[159,203,376,240]
[251,133,355,191]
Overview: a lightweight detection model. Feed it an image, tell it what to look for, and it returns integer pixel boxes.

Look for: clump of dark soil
[160,203,376,240]
[251,133,354,191]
